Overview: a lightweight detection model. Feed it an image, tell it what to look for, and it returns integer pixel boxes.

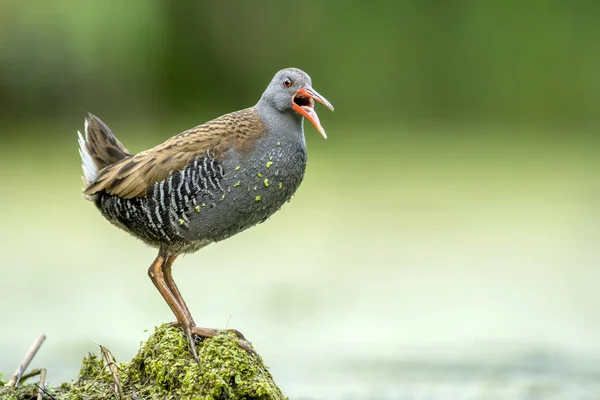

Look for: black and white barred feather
[97,152,224,249]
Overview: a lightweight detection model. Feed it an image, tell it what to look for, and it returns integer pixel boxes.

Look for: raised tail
[77,113,132,187]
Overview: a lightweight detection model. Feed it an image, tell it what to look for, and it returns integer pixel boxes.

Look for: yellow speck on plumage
[233,181,240,187]
[255,196,261,201]
[195,205,201,212]
[276,141,281,147]
[269,156,273,161]
[266,161,273,168]
[264,179,269,187]
[257,173,262,178]
[235,165,241,171]
[253,185,257,190]
[278,182,283,189]
[202,203,206,207]
[221,194,226,199]
[178,219,185,225]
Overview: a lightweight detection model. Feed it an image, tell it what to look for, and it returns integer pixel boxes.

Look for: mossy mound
[1,325,285,400]
[0,379,37,400]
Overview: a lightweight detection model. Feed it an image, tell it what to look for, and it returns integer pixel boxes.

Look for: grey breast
[179,134,307,244]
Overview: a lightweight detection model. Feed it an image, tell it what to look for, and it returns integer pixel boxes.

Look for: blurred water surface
[1,121,600,399]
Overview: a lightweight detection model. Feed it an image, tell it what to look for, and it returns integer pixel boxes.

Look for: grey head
[256,67,334,138]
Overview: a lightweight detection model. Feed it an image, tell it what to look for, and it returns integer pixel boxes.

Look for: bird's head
[260,68,334,138]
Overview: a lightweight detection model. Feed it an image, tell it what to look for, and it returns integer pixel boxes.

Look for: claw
[223,329,247,341]
[236,339,257,355]
[169,322,255,359]
[182,325,200,363]
[190,327,256,356]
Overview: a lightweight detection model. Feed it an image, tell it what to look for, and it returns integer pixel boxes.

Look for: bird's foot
[190,326,256,355]
[169,322,256,361]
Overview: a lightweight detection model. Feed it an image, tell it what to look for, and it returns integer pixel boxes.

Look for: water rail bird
[77,68,334,360]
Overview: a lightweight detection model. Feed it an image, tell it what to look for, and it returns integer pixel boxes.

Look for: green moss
[0,387,33,400]
[63,354,119,399]
[128,325,284,399]
[0,371,32,400]
[1,325,285,400]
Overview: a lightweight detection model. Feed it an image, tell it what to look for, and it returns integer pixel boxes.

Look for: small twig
[18,368,41,383]
[5,333,46,388]
[98,342,123,399]
[37,368,47,400]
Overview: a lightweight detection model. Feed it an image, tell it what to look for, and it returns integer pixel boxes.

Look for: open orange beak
[292,87,334,139]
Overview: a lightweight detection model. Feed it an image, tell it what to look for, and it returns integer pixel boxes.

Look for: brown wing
[84,107,265,199]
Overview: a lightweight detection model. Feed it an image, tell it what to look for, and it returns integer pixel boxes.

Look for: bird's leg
[149,253,256,359]
[162,254,249,341]
[148,253,200,361]
[162,255,195,326]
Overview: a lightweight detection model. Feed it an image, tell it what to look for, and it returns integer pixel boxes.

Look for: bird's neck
[254,100,306,146]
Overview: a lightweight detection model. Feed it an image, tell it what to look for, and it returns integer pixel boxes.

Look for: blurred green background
[1,1,600,399]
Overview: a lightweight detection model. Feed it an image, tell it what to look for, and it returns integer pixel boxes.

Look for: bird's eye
[283,78,292,88]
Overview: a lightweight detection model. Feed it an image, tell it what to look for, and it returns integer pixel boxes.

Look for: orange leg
[147,254,190,327]
[148,254,200,360]
[162,255,195,326]
[148,253,254,361]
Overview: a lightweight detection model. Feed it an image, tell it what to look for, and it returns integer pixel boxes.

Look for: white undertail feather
[77,118,99,186]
